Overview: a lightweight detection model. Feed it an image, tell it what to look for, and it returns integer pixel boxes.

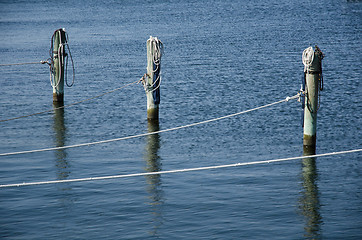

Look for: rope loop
[145,36,163,107]
[141,37,164,97]
[302,45,325,113]
[150,37,164,67]
[49,28,75,88]
[302,46,314,73]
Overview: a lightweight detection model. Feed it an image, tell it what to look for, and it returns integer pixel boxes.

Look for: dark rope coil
[303,45,324,114]
[49,28,75,88]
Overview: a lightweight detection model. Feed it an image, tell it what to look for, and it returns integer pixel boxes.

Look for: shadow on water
[52,102,70,180]
[143,119,164,237]
[299,147,323,239]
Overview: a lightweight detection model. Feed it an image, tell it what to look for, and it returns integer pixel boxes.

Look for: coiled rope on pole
[48,28,75,88]
[141,37,163,95]
[302,47,315,73]
[302,45,325,113]
[0,93,300,157]
[151,37,163,73]
[0,148,360,188]
[0,78,142,123]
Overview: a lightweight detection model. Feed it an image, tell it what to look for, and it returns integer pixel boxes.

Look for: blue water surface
[0,0,361,239]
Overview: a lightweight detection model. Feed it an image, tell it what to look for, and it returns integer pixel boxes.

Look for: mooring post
[52,28,67,102]
[145,36,163,120]
[302,46,324,151]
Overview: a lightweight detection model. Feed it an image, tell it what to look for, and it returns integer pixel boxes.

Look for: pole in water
[52,28,67,102]
[145,36,163,120]
[302,45,324,151]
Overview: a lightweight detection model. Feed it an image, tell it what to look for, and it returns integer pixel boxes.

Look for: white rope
[0,61,47,66]
[302,46,314,72]
[0,94,300,157]
[142,37,163,93]
[145,74,162,93]
[0,148,360,188]
[151,36,163,67]
[0,61,48,66]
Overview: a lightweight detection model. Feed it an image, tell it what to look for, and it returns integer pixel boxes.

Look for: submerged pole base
[147,118,159,131]
[53,93,64,102]
[303,145,316,155]
[303,134,316,154]
[147,107,159,120]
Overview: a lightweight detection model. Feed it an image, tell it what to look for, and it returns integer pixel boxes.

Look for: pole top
[148,36,159,41]
[302,45,324,73]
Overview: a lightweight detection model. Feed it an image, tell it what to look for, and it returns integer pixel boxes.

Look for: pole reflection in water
[144,119,164,237]
[299,147,322,239]
[52,102,70,180]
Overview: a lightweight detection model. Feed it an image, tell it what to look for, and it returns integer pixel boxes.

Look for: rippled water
[0,0,361,239]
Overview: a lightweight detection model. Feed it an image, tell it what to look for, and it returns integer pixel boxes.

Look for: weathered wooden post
[302,46,324,151]
[52,28,67,102]
[145,36,163,120]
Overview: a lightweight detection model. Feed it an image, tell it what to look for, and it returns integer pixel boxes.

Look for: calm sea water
[0,0,361,239]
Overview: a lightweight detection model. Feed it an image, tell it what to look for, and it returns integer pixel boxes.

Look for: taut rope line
[0,94,300,157]
[0,148,360,188]
[0,60,50,67]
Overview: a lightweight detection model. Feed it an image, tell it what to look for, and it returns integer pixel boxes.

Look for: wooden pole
[302,46,324,151]
[52,29,66,102]
[146,36,163,120]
